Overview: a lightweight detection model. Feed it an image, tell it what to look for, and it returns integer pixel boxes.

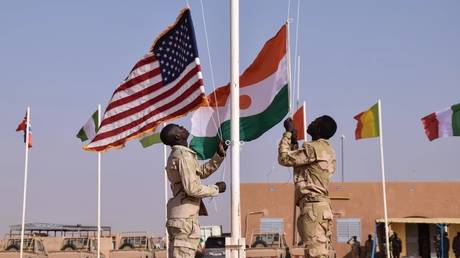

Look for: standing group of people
[435,232,460,258]
[160,114,338,258]
[347,233,402,258]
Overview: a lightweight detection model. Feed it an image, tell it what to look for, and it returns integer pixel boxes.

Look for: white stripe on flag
[88,89,204,148]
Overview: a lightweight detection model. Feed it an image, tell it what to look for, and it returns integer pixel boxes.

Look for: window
[336,218,361,243]
[260,218,284,233]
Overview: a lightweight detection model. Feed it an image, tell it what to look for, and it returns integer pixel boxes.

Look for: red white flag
[293,103,306,141]
[16,112,32,148]
[84,9,207,152]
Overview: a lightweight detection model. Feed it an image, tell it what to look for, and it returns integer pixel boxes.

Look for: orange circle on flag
[240,95,252,110]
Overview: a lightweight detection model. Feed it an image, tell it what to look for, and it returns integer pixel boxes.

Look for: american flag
[85,9,206,152]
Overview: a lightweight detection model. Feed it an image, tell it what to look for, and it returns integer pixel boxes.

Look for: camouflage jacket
[278,132,336,205]
[166,145,223,219]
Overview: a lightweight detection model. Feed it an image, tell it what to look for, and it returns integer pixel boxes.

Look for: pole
[296,56,301,108]
[286,20,292,114]
[97,104,102,258]
[19,106,31,258]
[230,0,242,257]
[164,129,169,258]
[378,100,390,258]
[341,135,345,183]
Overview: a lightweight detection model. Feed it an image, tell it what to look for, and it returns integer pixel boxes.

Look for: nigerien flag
[421,103,460,141]
[190,24,289,159]
[354,102,379,140]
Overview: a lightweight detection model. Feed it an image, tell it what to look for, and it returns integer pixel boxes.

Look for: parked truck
[246,232,290,258]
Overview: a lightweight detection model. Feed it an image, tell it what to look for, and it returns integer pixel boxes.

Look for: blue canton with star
[152,9,199,85]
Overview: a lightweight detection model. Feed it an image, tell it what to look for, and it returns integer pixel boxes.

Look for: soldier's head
[160,124,190,147]
[394,233,398,237]
[368,235,372,240]
[307,115,337,140]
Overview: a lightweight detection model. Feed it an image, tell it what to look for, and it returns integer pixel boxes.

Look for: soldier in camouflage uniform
[161,124,227,258]
[278,116,337,258]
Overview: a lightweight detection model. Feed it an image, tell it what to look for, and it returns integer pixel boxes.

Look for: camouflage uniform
[278,132,336,258]
[166,145,224,258]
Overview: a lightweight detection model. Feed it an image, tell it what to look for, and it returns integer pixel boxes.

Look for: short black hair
[317,115,337,139]
[160,124,179,146]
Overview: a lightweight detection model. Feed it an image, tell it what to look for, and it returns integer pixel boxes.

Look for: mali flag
[354,102,379,140]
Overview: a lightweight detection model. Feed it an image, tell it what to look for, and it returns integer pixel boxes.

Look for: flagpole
[286,20,292,114]
[296,56,301,108]
[163,124,169,258]
[19,106,30,258]
[341,135,345,183]
[97,104,102,258]
[230,0,242,257]
[378,99,390,258]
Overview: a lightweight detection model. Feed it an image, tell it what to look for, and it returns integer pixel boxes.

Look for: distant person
[435,233,450,258]
[390,233,402,258]
[278,116,337,258]
[364,234,374,258]
[453,232,460,258]
[161,124,228,258]
[347,236,361,258]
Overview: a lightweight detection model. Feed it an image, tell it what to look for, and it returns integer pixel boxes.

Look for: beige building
[241,182,460,258]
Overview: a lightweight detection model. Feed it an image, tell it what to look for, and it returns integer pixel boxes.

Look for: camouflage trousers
[297,200,333,258]
[167,216,201,258]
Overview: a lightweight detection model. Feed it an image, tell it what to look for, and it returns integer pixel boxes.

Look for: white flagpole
[296,56,301,108]
[286,20,292,114]
[163,126,169,258]
[302,101,307,142]
[230,0,242,257]
[97,104,102,258]
[377,99,390,258]
[19,106,31,258]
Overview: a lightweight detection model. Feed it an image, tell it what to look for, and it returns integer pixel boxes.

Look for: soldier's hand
[216,140,228,157]
[215,181,226,193]
[284,118,295,132]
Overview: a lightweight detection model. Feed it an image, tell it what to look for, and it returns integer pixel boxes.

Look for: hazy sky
[0,1,459,236]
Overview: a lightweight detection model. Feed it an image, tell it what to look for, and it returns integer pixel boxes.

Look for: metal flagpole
[296,56,301,108]
[19,106,31,258]
[302,101,307,142]
[230,0,242,257]
[286,20,292,114]
[377,99,390,258]
[97,104,102,258]
[341,135,345,183]
[163,127,169,258]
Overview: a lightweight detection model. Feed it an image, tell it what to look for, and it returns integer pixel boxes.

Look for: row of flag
[16,8,459,154]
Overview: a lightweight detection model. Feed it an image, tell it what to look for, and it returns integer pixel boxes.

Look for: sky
[0,0,459,236]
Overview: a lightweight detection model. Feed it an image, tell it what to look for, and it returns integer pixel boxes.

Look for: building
[241,182,460,258]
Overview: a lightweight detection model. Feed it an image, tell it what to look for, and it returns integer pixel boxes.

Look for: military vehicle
[0,237,48,258]
[246,232,290,258]
[110,233,155,258]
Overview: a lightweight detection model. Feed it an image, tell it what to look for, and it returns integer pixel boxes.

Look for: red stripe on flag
[354,112,364,140]
[93,79,204,142]
[421,112,439,141]
[106,80,163,112]
[101,65,201,127]
[131,54,157,71]
[89,94,205,152]
[293,105,305,141]
[113,67,161,95]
